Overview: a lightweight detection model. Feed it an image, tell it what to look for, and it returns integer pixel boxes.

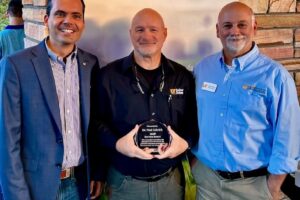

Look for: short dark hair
[46,0,85,17]
[7,0,23,18]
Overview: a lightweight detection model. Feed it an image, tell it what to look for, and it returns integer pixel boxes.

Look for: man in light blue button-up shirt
[192,2,300,200]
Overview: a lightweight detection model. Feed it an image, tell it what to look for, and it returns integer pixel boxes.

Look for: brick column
[22,0,48,47]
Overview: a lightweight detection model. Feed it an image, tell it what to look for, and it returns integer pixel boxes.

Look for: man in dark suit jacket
[0,0,101,199]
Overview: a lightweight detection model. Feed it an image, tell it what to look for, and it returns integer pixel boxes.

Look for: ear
[129,28,133,39]
[253,20,258,36]
[163,27,167,40]
[44,15,49,27]
[216,23,220,38]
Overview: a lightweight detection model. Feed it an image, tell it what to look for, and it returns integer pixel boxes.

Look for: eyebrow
[222,20,249,24]
[54,9,82,15]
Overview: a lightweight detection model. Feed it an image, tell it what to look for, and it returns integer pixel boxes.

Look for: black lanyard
[134,65,165,94]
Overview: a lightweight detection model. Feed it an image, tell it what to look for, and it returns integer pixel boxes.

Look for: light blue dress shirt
[192,44,300,174]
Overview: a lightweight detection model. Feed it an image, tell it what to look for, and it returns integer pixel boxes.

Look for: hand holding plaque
[134,120,171,154]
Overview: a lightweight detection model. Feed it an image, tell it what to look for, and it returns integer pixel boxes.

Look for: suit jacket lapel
[31,42,62,136]
[77,50,92,137]
[30,44,94,139]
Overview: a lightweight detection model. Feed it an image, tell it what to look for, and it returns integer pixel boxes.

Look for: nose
[62,14,74,24]
[229,24,241,35]
[141,29,151,36]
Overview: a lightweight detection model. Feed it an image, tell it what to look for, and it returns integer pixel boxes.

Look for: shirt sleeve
[90,66,119,150]
[89,65,119,181]
[182,70,199,148]
[268,70,300,174]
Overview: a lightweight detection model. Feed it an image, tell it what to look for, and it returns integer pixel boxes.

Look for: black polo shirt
[90,53,198,178]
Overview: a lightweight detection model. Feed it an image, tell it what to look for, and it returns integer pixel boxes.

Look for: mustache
[60,23,77,30]
[139,40,156,44]
[226,35,246,41]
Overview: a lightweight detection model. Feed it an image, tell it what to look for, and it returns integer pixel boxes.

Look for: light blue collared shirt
[192,44,300,174]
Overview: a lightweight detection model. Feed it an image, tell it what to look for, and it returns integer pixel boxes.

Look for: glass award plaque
[135,120,170,154]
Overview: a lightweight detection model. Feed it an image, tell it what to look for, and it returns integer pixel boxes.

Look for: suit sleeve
[0,45,3,60]
[0,57,31,199]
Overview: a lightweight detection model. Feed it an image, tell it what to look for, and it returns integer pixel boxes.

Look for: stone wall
[22,0,300,99]
[22,0,47,47]
[241,0,300,100]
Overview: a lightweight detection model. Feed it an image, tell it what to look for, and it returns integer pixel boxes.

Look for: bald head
[218,2,255,25]
[131,8,165,29]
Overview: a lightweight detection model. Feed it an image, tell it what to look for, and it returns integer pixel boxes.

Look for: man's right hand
[90,181,103,199]
[116,125,154,159]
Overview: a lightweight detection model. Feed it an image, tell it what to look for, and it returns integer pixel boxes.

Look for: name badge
[202,82,217,92]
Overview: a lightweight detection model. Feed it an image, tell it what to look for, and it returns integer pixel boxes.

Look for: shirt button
[68,130,71,133]
[222,94,226,97]
[67,89,70,93]
[151,93,154,97]
[152,112,156,116]
[67,109,70,114]
[220,113,224,117]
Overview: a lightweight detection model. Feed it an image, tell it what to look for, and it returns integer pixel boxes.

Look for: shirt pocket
[229,88,268,127]
[238,91,266,111]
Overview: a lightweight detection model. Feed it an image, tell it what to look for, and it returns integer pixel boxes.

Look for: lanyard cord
[134,65,165,95]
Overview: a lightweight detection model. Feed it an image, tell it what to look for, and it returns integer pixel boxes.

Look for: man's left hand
[267,174,287,200]
[154,126,188,159]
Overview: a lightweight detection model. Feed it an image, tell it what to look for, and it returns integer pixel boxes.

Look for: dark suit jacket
[0,41,99,200]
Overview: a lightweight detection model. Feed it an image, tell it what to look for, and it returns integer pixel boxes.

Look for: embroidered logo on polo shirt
[242,85,267,96]
[170,88,184,95]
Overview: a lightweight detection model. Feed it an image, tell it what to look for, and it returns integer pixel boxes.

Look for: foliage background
[0,0,9,30]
